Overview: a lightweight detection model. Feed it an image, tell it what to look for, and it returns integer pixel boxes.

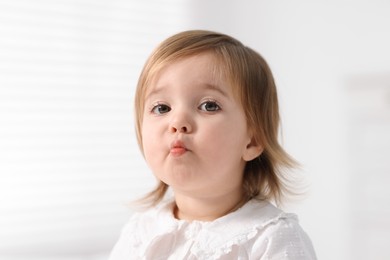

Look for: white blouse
[109,200,316,260]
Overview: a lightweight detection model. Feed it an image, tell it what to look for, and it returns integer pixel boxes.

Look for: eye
[151,104,171,114]
[198,101,221,112]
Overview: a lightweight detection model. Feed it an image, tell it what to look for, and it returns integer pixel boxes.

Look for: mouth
[170,140,188,157]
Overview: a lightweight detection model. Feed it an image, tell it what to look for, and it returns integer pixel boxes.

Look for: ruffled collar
[133,199,297,259]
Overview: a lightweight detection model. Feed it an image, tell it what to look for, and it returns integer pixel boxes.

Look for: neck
[173,190,247,222]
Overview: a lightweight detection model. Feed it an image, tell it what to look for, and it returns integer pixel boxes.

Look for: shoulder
[247,201,317,259]
[109,201,177,260]
[196,200,316,259]
[119,201,177,240]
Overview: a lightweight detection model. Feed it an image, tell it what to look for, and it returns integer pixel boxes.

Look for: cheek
[140,120,159,160]
[201,119,248,156]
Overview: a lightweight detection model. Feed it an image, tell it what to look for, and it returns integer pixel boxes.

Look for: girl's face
[141,53,261,200]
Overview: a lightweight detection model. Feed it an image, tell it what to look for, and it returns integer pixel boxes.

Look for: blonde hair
[135,30,298,206]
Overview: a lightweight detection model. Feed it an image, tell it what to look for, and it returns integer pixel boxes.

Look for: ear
[242,137,263,162]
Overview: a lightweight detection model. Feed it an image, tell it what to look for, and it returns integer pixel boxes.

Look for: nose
[170,121,192,133]
[169,111,193,134]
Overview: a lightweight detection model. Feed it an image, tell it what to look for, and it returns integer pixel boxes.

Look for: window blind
[0,0,190,258]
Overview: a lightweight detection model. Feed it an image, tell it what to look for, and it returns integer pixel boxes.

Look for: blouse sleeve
[251,217,317,260]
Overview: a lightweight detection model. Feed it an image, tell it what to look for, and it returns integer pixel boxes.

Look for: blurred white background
[0,1,389,259]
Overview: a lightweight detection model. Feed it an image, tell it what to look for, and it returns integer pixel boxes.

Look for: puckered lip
[170,140,189,156]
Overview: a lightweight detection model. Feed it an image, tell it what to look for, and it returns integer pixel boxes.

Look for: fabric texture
[109,200,316,260]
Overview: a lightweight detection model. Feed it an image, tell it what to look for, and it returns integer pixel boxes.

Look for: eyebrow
[144,86,164,100]
[145,82,230,100]
[202,83,230,97]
